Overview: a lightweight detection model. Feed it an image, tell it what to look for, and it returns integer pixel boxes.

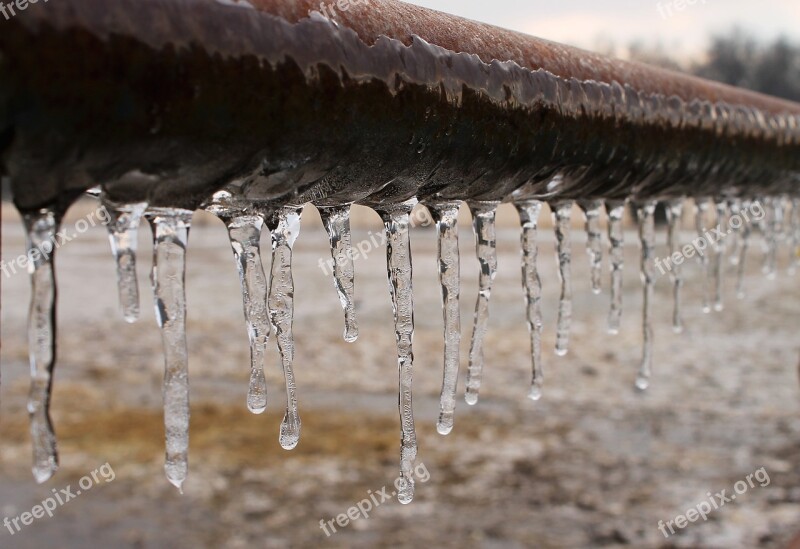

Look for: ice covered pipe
[1,0,799,498]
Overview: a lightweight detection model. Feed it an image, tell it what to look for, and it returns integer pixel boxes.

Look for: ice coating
[515,200,545,401]
[101,196,148,323]
[665,199,685,333]
[605,201,626,335]
[579,200,604,295]
[376,202,418,505]
[635,202,657,391]
[465,201,500,406]
[23,209,61,483]
[319,205,359,343]
[426,202,462,435]
[551,201,574,356]
[266,207,304,451]
[146,208,194,492]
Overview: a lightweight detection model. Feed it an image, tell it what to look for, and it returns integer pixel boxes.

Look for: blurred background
[1,1,799,548]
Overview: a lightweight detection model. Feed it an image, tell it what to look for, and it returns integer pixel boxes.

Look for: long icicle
[465,201,499,405]
[426,201,461,435]
[551,200,574,356]
[319,205,359,343]
[712,199,728,312]
[635,201,657,391]
[101,196,148,323]
[23,208,61,483]
[227,215,270,414]
[736,200,753,299]
[665,199,684,333]
[694,198,712,313]
[377,201,418,505]
[146,207,194,492]
[579,199,604,295]
[791,198,800,275]
[606,200,626,334]
[514,200,545,401]
[266,206,303,451]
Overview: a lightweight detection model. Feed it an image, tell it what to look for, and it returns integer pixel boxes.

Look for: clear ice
[694,199,712,313]
[665,199,684,333]
[551,201,574,356]
[635,202,657,391]
[579,200,604,295]
[319,205,359,343]
[605,201,626,334]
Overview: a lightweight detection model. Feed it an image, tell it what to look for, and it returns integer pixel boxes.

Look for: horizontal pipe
[0,0,798,212]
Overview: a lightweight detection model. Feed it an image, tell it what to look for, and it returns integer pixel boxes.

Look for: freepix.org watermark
[654,200,765,276]
[0,0,50,22]
[657,467,770,538]
[0,205,112,279]
[657,0,707,20]
[319,462,431,536]
[3,462,116,536]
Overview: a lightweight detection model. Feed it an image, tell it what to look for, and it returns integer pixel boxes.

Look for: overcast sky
[403,0,800,59]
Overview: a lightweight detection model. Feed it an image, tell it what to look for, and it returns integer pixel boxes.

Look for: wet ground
[1,199,799,548]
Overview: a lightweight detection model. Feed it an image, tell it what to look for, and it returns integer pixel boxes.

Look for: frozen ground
[1,200,799,548]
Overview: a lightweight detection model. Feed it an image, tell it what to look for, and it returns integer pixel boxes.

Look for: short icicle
[465,201,500,405]
[665,199,684,333]
[551,200,574,356]
[426,201,462,435]
[514,200,545,401]
[579,200,604,295]
[635,201,658,391]
[606,200,626,334]
[712,200,728,312]
[101,196,148,323]
[23,208,61,483]
[266,206,303,450]
[319,205,359,343]
[736,200,754,299]
[377,201,418,504]
[694,198,712,313]
[146,207,194,492]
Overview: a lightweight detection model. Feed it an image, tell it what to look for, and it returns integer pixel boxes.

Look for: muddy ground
[1,200,799,548]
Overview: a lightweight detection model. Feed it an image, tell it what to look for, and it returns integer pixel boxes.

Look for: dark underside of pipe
[0,0,798,213]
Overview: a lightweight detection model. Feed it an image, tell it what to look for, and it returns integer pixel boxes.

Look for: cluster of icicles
[17,189,800,502]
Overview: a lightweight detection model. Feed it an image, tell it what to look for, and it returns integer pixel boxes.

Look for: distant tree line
[627,28,800,102]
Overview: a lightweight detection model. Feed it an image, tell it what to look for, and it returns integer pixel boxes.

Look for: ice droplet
[606,201,626,335]
[101,196,148,323]
[694,199,712,313]
[665,199,684,333]
[514,200,545,401]
[579,200,604,295]
[146,208,194,492]
[319,205,359,343]
[465,201,500,405]
[376,201,418,505]
[23,208,60,483]
[266,206,303,450]
[712,200,728,312]
[551,200,574,357]
[426,202,462,435]
[635,201,657,391]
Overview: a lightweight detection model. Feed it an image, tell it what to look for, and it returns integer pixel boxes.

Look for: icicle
[712,200,728,312]
[551,200,574,356]
[694,199,712,313]
[101,196,148,323]
[319,205,359,343]
[266,206,303,451]
[514,200,545,401]
[736,200,753,299]
[665,199,684,333]
[763,197,783,279]
[146,208,194,492]
[376,201,418,505]
[426,201,461,435]
[23,208,60,483]
[605,200,625,334]
[465,201,500,405]
[728,199,743,266]
[635,201,657,391]
[578,200,603,295]
[791,198,800,275]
